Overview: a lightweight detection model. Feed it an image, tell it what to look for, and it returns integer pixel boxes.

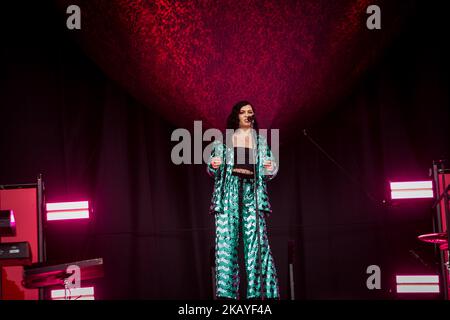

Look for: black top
[233,147,254,171]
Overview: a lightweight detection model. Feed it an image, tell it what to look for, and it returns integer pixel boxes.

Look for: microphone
[247,115,255,122]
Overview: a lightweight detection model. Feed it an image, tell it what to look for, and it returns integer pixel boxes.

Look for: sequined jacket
[207,135,278,215]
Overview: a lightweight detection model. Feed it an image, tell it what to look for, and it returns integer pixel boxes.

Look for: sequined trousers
[214,174,279,299]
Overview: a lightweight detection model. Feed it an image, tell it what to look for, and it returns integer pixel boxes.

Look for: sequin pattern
[207,135,279,299]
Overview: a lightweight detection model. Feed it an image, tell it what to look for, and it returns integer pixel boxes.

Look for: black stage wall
[0,1,448,299]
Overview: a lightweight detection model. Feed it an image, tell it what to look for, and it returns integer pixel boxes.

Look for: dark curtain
[0,1,448,299]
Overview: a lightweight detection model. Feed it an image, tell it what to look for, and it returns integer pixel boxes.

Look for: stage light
[46,201,90,221]
[51,286,95,300]
[10,210,15,224]
[396,275,439,293]
[0,210,16,236]
[390,181,433,199]
[46,201,89,211]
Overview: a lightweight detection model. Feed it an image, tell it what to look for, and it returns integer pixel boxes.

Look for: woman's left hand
[263,160,273,171]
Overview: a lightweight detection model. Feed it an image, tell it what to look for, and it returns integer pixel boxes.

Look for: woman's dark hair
[226,100,259,131]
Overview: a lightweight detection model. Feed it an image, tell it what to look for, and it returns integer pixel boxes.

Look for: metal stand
[37,174,46,300]
[288,240,295,300]
[63,279,72,300]
[441,187,450,299]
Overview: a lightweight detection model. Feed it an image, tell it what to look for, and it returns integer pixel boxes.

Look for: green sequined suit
[207,135,279,299]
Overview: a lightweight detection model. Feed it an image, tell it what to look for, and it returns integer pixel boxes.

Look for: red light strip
[396,275,440,293]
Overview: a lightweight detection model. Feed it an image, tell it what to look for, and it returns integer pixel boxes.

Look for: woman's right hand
[211,157,222,169]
